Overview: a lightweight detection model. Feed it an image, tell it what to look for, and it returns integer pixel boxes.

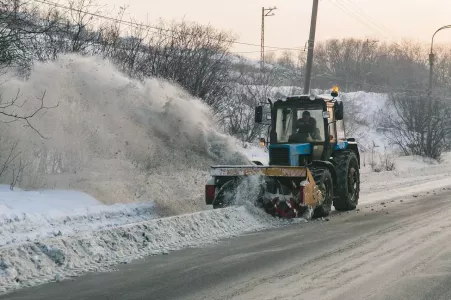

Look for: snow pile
[359,152,451,204]
[0,54,250,215]
[339,91,389,150]
[0,186,101,215]
[0,204,304,295]
[0,185,158,247]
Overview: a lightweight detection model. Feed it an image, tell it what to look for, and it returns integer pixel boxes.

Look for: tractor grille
[269,148,290,166]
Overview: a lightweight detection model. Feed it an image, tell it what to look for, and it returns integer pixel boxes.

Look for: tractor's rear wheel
[333,151,360,211]
[312,169,333,218]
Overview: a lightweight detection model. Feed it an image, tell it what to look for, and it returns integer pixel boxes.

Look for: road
[2,190,451,300]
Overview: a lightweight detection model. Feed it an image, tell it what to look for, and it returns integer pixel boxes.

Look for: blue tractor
[205,87,360,219]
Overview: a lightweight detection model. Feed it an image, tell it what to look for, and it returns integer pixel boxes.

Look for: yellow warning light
[331,85,339,97]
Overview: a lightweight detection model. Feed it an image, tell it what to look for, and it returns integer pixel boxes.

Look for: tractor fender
[310,160,337,184]
[346,143,361,168]
[334,144,361,168]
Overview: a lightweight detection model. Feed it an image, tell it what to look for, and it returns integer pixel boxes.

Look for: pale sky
[94,0,451,59]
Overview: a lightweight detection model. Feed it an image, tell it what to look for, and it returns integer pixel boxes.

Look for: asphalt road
[3,190,451,300]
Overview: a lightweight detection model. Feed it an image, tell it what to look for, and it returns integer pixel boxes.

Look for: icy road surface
[3,190,451,300]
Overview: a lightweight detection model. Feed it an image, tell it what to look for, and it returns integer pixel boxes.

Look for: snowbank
[0,204,304,295]
[0,185,100,215]
[359,152,451,204]
[0,185,158,247]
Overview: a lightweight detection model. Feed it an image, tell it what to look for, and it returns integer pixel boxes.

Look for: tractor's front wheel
[312,169,334,218]
[333,151,360,211]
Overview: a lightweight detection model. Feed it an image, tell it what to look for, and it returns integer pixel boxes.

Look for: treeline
[262,40,451,160]
[264,39,451,94]
[3,0,451,97]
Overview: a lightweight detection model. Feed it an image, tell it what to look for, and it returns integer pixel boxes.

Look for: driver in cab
[288,111,321,143]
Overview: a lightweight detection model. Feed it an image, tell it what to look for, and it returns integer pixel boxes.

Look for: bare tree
[340,93,370,140]
[311,38,432,93]
[0,89,58,138]
[0,140,19,178]
[65,0,103,53]
[0,88,58,183]
[381,91,451,160]
[9,157,24,189]
[0,0,59,71]
[127,19,237,114]
[219,66,282,144]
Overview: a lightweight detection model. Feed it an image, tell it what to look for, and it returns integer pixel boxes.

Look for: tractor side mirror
[255,106,263,123]
[335,101,344,120]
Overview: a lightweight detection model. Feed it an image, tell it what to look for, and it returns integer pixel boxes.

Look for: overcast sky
[93,0,451,59]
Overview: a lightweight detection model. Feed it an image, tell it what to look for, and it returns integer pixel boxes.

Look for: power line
[261,6,277,68]
[325,0,415,59]
[231,48,304,54]
[327,0,387,38]
[338,0,415,57]
[340,0,392,36]
[32,0,302,51]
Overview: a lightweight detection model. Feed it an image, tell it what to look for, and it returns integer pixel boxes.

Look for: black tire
[212,180,239,209]
[312,169,333,218]
[333,151,360,211]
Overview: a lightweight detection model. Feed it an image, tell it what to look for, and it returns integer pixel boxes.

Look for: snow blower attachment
[205,86,361,219]
[206,166,323,218]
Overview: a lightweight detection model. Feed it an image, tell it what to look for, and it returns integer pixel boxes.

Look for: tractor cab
[255,86,352,167]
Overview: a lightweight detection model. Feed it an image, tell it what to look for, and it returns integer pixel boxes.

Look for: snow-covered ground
[0,186,158,248]
[0,55,450,295]
[1,151,451,295]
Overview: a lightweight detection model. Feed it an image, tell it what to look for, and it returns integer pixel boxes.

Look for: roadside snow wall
[0,204,305,295]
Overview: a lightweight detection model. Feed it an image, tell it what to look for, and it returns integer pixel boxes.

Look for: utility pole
[426,25,450,157]
[261,6,277,70]
[303,0,319,94]
[428,25,451,96]
[428,52,434,97]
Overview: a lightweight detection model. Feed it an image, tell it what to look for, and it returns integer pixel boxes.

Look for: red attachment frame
[205,185,215,205]
[297,186,305,205]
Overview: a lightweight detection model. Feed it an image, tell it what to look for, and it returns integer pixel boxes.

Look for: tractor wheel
[312,169,333,218]
[333,151,360,211]
[212,180,239,209]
